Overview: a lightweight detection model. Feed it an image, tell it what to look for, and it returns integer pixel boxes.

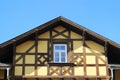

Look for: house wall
[14,25,108,79]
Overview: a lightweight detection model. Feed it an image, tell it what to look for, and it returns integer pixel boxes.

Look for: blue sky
[0,0,120,44]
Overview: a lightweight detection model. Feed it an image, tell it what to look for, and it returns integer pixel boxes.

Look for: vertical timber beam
[104,41,108,56]
[68,28,71,51]
[48,39,50,76]
[12,41,16,78]
[82,30,87,77]
[105,41,110,79]
[49,29,53,62]
[96,55,99,77]
[23,47,25,76]
[35,30,38,76]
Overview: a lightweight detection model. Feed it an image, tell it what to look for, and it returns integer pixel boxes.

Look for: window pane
[54,44,67,63]
[61,58,66,62]
[55,52,59,57]
[55,58,59,62]
[55,46,60,50]
[60,46,65,50]
[61,52,65,56]
[61,52,66,62]
[54,52,59,62]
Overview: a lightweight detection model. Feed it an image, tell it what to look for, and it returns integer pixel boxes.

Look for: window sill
[48,62,74,66]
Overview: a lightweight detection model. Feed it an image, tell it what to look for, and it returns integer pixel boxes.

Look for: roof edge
[0,16,63,47]
[0,16,120,48]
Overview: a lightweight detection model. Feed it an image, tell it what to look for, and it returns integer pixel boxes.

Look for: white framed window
[54,44,67,63]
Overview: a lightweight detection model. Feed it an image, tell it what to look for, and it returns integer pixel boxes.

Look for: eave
[0,16,120,49]
[109,64,120,69]
[0,63,11,69]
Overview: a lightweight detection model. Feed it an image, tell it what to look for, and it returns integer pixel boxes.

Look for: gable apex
[0,16,120,48]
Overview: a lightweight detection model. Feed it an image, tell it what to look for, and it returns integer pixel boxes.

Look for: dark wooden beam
[82,30,86,76]
[35,31,38,76]
[12,42,16,76]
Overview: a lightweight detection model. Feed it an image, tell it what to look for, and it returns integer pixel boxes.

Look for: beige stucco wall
[74,66,84,76]
[86,56,96,64]
[85,41,104,53]
[73,41,83,53]
[63,31,68,36]
[25,66,35,76]
[15,55,23,64]
[38,41,48,53]
[15,66,22,76]
[73,40,104,54]
[71,31,82,39]
[87,67,96,76]
[99,66,107,76]
[14,25,108,78]
[37,66,47,76]
[38,31,50,39]
[54,25,66,32]
[25,55,35,64]
[98,55,106,64]
[16,41,35,53]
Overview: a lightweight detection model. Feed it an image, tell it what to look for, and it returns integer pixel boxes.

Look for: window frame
[53,44,67,63]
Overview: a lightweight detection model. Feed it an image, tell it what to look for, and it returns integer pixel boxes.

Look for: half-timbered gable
[0,16,120,80]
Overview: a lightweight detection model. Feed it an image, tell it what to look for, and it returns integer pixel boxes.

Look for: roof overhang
[0,16,120,48]
[0,63,11,69]
[109,64,120,69]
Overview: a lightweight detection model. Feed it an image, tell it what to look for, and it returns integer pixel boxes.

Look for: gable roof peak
[52,16,68,22]
[57,16,64,19]
[56,16,65,19]
[0,16,120,48]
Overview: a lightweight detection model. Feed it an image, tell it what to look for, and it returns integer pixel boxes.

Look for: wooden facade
[0,16,120,80]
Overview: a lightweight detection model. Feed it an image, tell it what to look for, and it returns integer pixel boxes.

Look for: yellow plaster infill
[37,66,47,76]
[63,31,68,36]
[15,66,22,76]
[98,56,106,64]
[52,31,57,36]
[16,41,35,53]
[87,67,96,76]
[38,41,48,53]
[38,31,50,39]
[85,41,104,54]
[54,25,66,32]
[74,66,84,76]
[86,56,96,64]
[25,66,35,76]
[71,31,82,39]
[25,55,35,64]
[99,66,107,76]
[73,41,83,53]
[28,47,35,53]
[15,55,23,64]
[54,35,67,39]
